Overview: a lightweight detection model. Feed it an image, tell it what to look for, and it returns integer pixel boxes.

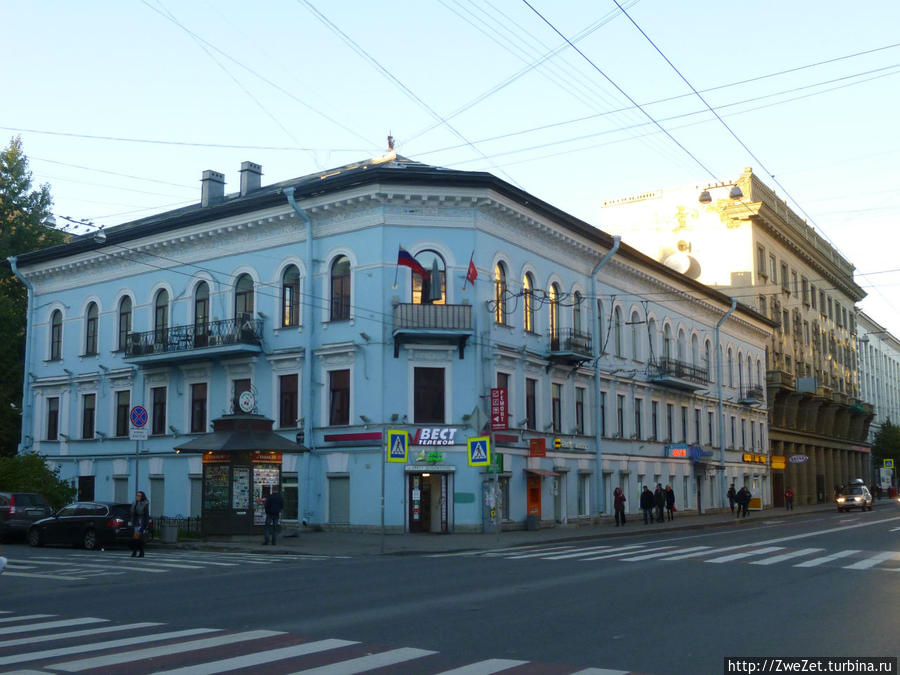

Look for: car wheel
[27,528,43,547]
[82,528,98,550]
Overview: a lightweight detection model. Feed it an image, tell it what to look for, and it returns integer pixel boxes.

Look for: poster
[232,466,250,510]
[203,465,230,510]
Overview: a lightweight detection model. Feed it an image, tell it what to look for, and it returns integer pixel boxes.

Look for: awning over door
[524,468,559,477]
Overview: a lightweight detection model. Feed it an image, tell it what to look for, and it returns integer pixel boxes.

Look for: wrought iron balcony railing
[393,303,473,331]
[649,357,710,387]
[739,386,765,404]
[549,328,592,358]
[125,317,263,357]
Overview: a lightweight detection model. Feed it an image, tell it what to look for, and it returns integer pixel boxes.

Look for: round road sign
[130,405,148,428]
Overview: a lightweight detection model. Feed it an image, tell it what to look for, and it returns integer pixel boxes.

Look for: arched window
[727,348,734,387]
[50,309,62,360]
[234,274,254,321]
[281,266,300,327]
[494,263,507,324]
[523,273,535,332]
[85,302,98,355]
[412,250,445,305]
[647,318,657,362]
[154,289,169,342]
[691,334,700,367]
[738,353,745,392]
[677,329,686,362]
[631,310,641,360]
[757,358,763,387]
[572,291,582,333]
[330,256,351,321]
[705,340,713,379]
[118,297,132,352]
[549,283,560,343]
[194,282,209,346]
[663,324,672,360]
[614,306,623,356]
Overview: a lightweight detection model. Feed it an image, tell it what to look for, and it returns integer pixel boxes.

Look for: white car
[836,485,873,512]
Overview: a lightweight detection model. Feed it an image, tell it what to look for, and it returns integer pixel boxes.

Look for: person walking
[784,487,794,510]
[613,487,627,526]
[727,483,737,514]
[654,483,665,523]
[640,485,655,524]
[263,487,284,545]
[130,491,150,558]
[737,486,751,518]
[665,484,676,521]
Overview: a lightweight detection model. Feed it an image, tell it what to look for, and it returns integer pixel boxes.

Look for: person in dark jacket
[664,485,676,521]
[130,491,150,558]
[727,484,737,513]
[653,484,665,523]
[263,487,284,545]
[613,487,627,526]
[736,486,751,518]
[640,485,655,524]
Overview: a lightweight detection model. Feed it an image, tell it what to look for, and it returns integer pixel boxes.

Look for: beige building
[600,168,873,506]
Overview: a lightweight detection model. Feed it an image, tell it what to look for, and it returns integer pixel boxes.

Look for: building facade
[10,155,771,532]
[601,167,874,506]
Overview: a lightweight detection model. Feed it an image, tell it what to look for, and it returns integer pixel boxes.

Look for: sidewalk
[158,500,896,557]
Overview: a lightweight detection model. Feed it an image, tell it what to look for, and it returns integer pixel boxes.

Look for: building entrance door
[527,475,541,517]
[773,472,785,507]
[408,473,449,533]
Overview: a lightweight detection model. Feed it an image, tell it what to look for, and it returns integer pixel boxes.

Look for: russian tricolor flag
[397,246,429,278]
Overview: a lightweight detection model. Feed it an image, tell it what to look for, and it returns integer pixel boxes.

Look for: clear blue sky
[4,0,899,334]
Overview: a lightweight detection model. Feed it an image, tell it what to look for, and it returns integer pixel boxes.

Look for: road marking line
[661,544,747,560]
[622,546,711,561]
[21,559,169,573]
[0,617,106,636]
[286,646,436,674]
[843,551,900,570]
[750,548,825,565]
[0,622,162,648]
[746,515,900,548]
[0,614,54,624]
[0,628,220,666]
[542,546,616,560]
[706,546,784,563]
[50,630,284,671]
[152,638,358,675]
[503,546,579,559]
[435,658,530,674]
[793,549,861,567]
[0,572,88,581]
[578,545,654,561]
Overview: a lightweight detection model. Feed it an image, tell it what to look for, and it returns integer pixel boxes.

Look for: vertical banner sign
[468,436,491,467]
[490,387,507,431]
[387,430,409,463]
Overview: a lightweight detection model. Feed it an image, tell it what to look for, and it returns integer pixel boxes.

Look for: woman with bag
[130,491,150,558]
[613,487,626,526]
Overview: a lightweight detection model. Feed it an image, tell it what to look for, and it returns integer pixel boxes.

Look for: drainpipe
[591,236,620,517]
[7,256,34,455]
[283,187,315,524]
[716,297,738,513]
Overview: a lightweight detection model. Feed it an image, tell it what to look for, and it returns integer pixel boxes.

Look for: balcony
[648,357,709,391]
[739,386,765,405]
[125,318,263,365]
[547,328,592,367]
[767,369,796,391]
[392,303,473,358]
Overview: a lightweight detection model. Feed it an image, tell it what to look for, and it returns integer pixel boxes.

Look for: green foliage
[871,418,900,465]
[0,452,76,509]
[0,136,68,457]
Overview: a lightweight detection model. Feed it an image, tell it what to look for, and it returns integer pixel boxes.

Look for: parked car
[835,484,873,512]
[27,501,154,550]
[0,492,53,540]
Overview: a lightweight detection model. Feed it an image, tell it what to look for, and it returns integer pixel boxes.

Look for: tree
[871,418,900,468]
[0,452,76,509]
[0,136,68,457]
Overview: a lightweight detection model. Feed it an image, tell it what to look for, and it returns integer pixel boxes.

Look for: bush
[0,453,76,509]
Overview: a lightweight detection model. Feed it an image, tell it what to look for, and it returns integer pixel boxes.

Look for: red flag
[464,252,477,289]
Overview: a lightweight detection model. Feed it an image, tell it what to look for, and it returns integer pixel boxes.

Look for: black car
[27,501,153,550]
[0,492,53,540]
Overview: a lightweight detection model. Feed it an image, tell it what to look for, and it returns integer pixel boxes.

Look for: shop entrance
[772,472,784,507]
[408,473,448,533]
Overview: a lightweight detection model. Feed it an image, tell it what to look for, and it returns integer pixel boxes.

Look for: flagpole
[463,250,475,290]
[393,245,400,289]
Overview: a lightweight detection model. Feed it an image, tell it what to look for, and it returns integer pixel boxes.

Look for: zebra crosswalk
[0,610,635,674]
[1,550,343,582]
[429,542,900,571]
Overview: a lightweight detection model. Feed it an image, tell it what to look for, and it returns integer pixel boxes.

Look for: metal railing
[125,318,263,357]
[649,357,710,385]
[549,328,592,357]
[393,303,472,331]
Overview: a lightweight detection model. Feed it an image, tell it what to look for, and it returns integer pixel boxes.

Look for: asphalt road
[2,507,899,674]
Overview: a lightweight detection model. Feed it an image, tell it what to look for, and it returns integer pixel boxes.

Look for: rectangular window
[769,255,777,282]
[708,411,715,446]
[551,383,562,434]
[232,378,251,414]
[634,397,642,439]
[329,370,350,426]
[651,401,659,440]
[279,374,298,428]
[85,313,98,355]
[616,394,625,437]
[783,310,790,334]
[811,285,817,309]
[759,296,767,316]
[804,321,810,346]
[525,378,537,430]
[681,406,688,443]
[414,367,445,424]
[791,270,798,297]
[47,396,59,441]
[730,416,736,448]
[190,383,207,433]
[151,386,166,436]
[835,303,842,327]
[781,263,789,291]
[801,277,809,305]
[577,474,590,516]
[81,393,95,439]
[741,419,747,450]
[666,403,673,442]
[820,291,826,315]
[694,408,701,445]
[751,421,757,449]
[575,387,585,435]
[756,245,766,276]
[599,391,607,437]
[498,372,511,429]
[827,297,833,322]
[115,390,130,437]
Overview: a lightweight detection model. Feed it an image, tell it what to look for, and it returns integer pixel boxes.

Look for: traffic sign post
[130,405,149,494]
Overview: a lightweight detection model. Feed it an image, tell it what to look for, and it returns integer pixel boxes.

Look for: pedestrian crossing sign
[387,430,408,463]
[467,436,490,467]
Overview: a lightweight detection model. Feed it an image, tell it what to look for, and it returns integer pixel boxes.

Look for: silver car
[836,485,873,512]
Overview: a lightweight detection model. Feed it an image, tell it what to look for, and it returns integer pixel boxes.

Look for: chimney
[240,161,262,196]
[201,170,225,207]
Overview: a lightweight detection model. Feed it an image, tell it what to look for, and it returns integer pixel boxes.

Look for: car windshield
[843,487,865,496]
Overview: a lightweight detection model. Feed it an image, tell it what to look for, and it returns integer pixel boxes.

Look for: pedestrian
[263,486,284,545]
[654,483,665,523]
[784,487,794,510]
[640,485,655,524]
[737,486,751,518]
[665,485,676,521]
[727,483,737,514]
[613,487,626,526]
[130,490,150,558]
